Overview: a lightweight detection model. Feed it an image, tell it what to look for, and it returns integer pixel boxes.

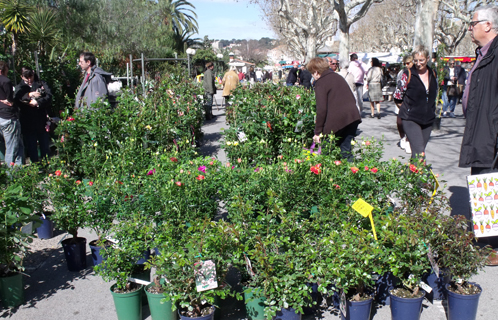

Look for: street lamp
[186,48,196,78]
[216,53,224,76]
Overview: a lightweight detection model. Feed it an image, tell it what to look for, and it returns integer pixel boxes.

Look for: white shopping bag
[466,173,498,237]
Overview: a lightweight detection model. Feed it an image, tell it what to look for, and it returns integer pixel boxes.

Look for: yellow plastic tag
[352,198,373,217]
[352,199,377,240]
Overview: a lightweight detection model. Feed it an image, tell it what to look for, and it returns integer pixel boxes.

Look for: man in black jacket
[298,65,312,89]
[442,58,466,118]
[459,5,498,175]
[285,62,299,86]
[460,5,498,265]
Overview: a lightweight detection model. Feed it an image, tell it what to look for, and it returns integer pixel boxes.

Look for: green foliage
[223,84,316,164]
[55,76,203,178]
[0,165,43,275]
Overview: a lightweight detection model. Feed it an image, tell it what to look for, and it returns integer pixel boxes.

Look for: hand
[30,92,41,99]
[29,99,39,107]
[0,99,12,107]
[313,135,321,144]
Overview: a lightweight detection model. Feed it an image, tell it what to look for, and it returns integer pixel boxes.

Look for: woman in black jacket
[14,67,52,163]
[393,46,438,159]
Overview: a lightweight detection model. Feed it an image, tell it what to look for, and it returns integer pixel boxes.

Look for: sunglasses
[330,63,338,65]
[469,20,487,28]
[404,63,412,66]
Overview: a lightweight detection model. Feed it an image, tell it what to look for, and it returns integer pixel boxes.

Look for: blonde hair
[412,46,430,59]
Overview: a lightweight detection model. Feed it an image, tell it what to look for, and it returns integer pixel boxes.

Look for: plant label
[419,281,432,293]
[194,260,218,292]
[352,198,373,218]
[339,291,347,318]
[244,254,256,278]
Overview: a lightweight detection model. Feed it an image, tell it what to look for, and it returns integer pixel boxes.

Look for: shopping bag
[466,173,498,237]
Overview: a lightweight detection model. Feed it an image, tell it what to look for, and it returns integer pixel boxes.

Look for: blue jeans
[442,89,457,113]
[0,118,23,167]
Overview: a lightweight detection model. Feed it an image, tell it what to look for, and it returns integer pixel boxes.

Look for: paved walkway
[2,92,497,320]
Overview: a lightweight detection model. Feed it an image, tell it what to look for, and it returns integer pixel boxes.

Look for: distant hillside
[214,38,279,51]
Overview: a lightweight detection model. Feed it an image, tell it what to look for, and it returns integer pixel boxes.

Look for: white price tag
[419,281,432,293]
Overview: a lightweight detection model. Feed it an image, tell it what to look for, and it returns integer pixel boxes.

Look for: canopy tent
[317,53,338,58]
[317,45,334,53]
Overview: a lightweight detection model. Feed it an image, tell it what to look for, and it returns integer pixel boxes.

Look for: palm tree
[157,0,199,35]
[0,0,33,58]
[28,8,60,56]
[171,28,202,53]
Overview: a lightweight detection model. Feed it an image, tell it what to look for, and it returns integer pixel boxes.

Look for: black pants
[335,121,359,162]
[23,131,50,162]
[402,120,432,158]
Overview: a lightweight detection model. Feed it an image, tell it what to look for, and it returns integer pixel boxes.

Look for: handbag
[447,85,458,97]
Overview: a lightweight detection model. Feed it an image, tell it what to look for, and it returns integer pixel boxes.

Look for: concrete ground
[2,91,497,320]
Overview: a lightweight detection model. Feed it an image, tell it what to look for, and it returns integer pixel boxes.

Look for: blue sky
[190,0,276,40]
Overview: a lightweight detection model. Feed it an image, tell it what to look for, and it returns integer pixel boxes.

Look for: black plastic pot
[136,249,151,265]
[422,271,448,301]
[389,290,425,320]
[36,213,54,239]
[89,239,110,266]
[303,283,319,315]
[273,307,301,320]
[446,282,482,320]
[375,272,398,305]
[178,306,215,320]
[433,117,441,131]
[340,297,373,320]
[0,272,24,307]
[62,237,87,272]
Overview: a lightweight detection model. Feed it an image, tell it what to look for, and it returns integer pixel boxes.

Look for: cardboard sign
[467,173,498,238]
[194,260,218,292]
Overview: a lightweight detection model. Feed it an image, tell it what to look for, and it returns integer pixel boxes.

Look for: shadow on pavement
[0,246,93,315]
[200,132,223,157]
[448,186,471,218]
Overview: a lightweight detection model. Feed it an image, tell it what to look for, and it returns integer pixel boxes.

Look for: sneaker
[399,137,407,149]
[449,112,456,118]
[442,112,448,118]
[404,142,412,154]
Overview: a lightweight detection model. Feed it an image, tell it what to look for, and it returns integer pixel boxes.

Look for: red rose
[67,117,75,122]
[350,167,359,174]
[175,181,182,186]
[55,170,62,176]
[88,181,94,186]
[170,157,178,162]
[371,168,378,173]
[76,180,81,184]
[196,175,205,181]
[409,164,418,173]
[364,166,369,171]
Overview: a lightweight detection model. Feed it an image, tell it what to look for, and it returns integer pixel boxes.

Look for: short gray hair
[412,45,430,60]
[476,5,498,33]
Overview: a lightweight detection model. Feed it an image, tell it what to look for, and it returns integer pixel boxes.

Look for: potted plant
[46,169,91,271]
[0,167,41,307]
[436,214,491,320]
[149,219,239,320]
[319,223,385,320]
[381,213,431,320]
[95,213,156,320]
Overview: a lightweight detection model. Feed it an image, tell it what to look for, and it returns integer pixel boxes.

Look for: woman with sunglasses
[393,46,438,159]
[395,55,414,154]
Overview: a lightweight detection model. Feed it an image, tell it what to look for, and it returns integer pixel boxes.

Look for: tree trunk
[305,36,317,63]
[338,21,350,69]
[413,0,439,53]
